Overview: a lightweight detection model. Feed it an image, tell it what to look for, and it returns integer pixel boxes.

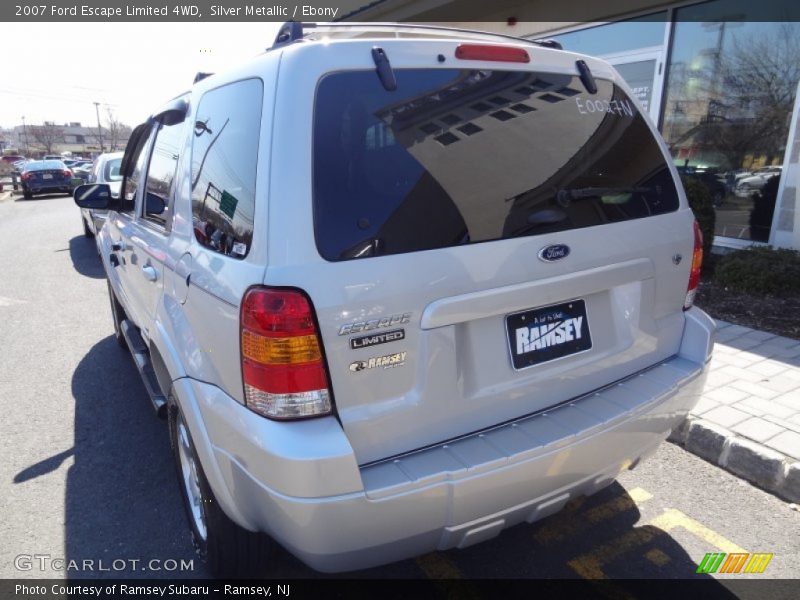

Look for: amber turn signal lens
[241,330,321,364]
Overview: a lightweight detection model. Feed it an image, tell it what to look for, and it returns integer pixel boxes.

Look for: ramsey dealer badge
[350,352,407,372]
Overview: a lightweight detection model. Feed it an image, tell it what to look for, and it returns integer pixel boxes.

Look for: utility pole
[21,115,28,156]
[94,101,104,153]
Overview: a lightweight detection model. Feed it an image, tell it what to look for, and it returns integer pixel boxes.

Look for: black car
[20,160,74,199]
[676,165,727,206]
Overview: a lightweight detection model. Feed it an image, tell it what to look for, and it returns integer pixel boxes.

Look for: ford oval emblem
[538,244,570,262]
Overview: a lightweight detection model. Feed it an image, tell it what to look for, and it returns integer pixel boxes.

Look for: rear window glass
[28,160,64,171]
[313,69,679,261]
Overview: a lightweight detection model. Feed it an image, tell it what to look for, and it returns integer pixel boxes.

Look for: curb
[670,417,800,502]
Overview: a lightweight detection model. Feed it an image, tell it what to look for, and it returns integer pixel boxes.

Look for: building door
[603,48,665,123]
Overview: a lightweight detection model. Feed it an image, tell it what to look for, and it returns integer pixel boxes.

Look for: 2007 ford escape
[73,22,715,576]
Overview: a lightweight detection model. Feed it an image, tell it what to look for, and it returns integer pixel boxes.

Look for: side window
[121,127,155,214]
[89,161,101,183]
[191,78,263,258]
[143,121,184,228]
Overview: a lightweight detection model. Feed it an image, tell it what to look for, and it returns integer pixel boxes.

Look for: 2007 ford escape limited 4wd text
[73,22,715,576]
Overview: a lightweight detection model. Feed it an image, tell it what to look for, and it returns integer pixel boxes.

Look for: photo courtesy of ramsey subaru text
[72,22,714,577]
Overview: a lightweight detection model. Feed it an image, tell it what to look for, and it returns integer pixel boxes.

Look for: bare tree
[29,123,64,155]
[676,23,800,170]
[105,108,128,151]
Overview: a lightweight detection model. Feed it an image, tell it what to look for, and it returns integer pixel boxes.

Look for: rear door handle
[141,265,157,282]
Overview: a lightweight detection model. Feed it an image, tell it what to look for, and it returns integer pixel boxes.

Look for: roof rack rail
[268,21,562,51]
[193,72,213,84]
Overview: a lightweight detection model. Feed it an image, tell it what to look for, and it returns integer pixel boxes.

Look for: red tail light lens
[455,44,530,63]
[63,169,72,178]
[240,287,332,420]
[21,172,34,180]
[684,220,703,310]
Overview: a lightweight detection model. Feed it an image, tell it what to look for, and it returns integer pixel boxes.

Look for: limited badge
[350,328,405,350]
[349,352,407,372]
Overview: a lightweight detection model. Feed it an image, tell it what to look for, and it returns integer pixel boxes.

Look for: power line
[0,88,119,107]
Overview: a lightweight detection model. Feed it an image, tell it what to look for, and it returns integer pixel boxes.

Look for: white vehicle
[79,151,123,237]
[736,166,782,195]
[73,23,714,576]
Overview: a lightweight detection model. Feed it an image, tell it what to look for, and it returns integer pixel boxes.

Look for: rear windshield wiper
[507,207,569,238]
[556,186,657,207]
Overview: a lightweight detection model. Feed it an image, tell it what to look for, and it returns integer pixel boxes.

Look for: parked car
[79,152,121,237]
[71,163,93,182]
[20,159,73,199]
[1,155,27,173]
[73,22,714,577]
[735,166,782,196]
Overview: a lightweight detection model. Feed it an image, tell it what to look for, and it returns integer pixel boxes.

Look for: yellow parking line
[535,487,653,544]
[648,508,747,554]
[568,508,747,580]
[567,523,665,579]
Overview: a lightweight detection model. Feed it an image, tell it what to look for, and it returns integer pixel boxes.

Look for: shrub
[714,247,800,296]
[680,176,715,263]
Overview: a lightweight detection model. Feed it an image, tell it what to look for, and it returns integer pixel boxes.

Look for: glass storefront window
[550,13,667,57]
[662,1,800,242]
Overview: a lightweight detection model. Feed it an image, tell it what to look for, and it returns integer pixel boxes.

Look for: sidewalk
[670,320,800,502]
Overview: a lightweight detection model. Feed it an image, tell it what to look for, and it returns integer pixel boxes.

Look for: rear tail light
[63,169,72,178]
[21,172,34,180]
[240,287,332,420]
[455,44,530,63]
[684,220,703,310]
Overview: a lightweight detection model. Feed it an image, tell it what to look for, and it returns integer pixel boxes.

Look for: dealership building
[345,0,800,250]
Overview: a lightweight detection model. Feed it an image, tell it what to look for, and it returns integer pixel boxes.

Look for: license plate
[42,174,53,179]
[505,299,592,370]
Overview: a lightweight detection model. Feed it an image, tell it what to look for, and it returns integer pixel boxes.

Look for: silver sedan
[79,151,123,238]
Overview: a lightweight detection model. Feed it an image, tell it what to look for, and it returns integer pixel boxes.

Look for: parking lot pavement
[1,195,798,586]
[670,322,800,502]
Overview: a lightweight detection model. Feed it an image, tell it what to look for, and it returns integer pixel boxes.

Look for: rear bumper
[173,307,714,572]
[25,184,72,194]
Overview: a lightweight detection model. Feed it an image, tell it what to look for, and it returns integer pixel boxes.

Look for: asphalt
[0,192,798,587]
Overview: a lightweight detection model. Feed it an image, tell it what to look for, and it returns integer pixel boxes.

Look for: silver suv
[73,23,714,576]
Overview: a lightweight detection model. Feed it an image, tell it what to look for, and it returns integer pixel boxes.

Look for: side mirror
[145,192,166,215]
[74,184,111,209]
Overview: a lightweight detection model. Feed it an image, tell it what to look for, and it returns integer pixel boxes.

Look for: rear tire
[107,280,128,350]
[168,400,274,577]
[23,190,32,200]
